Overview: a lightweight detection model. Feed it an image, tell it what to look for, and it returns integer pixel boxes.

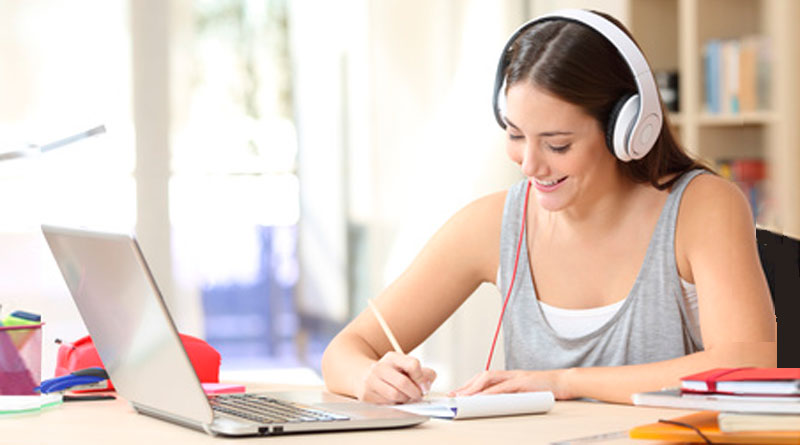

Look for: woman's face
[503,82,617,213]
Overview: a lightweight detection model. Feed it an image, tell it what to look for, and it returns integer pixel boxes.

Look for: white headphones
[492,9,663,162]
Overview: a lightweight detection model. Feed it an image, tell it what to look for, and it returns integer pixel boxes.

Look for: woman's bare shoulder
[677,172,755,254]
[463,190,508,216]
[441,190,509,281]
[679,172,750,215]
[447,190,508,240]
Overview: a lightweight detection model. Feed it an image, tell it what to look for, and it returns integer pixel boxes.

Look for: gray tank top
[498,170,706,370]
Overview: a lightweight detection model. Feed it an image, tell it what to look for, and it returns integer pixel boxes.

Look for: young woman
[321,10,776,405]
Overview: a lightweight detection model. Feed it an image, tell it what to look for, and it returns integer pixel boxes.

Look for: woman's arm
[563,341,775,403]
[454,342,775,404]
[321,192,507,403]
[454,174,777,403]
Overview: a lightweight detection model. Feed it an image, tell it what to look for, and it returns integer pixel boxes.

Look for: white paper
[396,391,554,419]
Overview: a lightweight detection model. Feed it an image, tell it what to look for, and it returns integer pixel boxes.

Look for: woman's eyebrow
[503,117,573,137]
[503,116,574,137]
[538,130,573,137]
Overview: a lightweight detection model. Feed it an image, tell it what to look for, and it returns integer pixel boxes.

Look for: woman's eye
[547,143,571,153]
[508,133,524,141]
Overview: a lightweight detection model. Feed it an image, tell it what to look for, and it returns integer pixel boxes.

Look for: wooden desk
[1,384,695,444]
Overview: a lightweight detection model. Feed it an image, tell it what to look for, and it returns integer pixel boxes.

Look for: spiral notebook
[396,391,554,419]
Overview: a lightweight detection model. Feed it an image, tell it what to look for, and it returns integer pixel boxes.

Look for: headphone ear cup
[606,93,640,162]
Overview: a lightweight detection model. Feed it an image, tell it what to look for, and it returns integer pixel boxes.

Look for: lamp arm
[0,124,106,162]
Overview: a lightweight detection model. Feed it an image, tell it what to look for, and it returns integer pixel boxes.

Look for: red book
[730,159,766,184]
[681,368,800,396]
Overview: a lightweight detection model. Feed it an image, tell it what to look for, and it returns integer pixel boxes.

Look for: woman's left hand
[450,369,572,399]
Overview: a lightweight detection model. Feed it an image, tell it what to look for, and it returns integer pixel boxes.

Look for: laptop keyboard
[210,393,350,424]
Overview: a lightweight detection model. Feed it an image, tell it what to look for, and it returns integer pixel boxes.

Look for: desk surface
[2,384,695,445]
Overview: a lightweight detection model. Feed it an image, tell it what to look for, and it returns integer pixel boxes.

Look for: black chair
[756,228,800,368]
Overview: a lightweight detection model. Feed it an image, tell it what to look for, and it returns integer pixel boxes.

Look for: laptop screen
[42,225,214,426]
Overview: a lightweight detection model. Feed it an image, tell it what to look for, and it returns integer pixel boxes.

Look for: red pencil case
[55,334,221,391]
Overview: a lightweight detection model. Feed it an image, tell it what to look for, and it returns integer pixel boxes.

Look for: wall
[350,0,527,390]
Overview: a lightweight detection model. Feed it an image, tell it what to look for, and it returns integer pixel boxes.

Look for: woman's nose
[520,143,543,177]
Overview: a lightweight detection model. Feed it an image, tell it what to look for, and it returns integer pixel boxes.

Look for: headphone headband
[493,9,663,161]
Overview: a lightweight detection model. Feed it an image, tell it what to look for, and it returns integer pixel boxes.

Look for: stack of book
[703,36,771,115]
[717,158,769,224]
[631,368,800,443]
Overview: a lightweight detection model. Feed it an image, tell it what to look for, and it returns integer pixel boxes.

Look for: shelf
[625,0,798,235]
[697,111,776,126]
[628,0,800,235]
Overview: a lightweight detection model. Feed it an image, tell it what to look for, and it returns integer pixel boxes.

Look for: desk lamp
[0,125,106,162]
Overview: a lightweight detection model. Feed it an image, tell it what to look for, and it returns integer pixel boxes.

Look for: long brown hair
[503,11,710,190]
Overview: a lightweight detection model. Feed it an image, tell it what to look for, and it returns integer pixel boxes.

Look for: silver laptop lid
[42,225,214,427]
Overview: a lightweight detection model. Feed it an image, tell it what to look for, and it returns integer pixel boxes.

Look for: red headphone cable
[485,180,532,371]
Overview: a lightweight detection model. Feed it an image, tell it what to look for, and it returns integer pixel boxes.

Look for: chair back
[756,228,800,367]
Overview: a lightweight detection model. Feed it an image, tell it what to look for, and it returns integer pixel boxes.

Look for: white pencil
[367,299,404,354]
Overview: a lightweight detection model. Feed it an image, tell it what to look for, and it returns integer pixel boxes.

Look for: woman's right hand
[355,351,437,404]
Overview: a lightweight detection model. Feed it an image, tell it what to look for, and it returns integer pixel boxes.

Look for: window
[170,0,319,370]
[0,0,134,375]
[0,0,134,232]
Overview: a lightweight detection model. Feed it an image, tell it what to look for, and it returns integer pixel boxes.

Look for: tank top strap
[498,179,530,294]
[653,169,709,256]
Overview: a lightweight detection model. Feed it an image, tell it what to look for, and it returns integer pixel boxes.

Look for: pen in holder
[0,323,43,395]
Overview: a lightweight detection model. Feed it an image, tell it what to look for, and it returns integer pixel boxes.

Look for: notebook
[632,388,800,414]
[681,368,800,395]
[718,412,800,432]
[396,392,554,419]
[42,224,427,436]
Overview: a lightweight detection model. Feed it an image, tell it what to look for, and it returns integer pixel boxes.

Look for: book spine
[718,158,767,222]
[704,41,717,114]
[738,36,758,112]
[703,36,770,115]
[722,39,740,114]
[757,35,771,110]
[707,40,721,114]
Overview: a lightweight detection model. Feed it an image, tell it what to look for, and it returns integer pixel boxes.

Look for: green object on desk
[0,394,62,416]
[0,312,43,349]
[1,311,41,326]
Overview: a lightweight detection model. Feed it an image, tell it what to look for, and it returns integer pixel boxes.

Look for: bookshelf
[629,0,800,238]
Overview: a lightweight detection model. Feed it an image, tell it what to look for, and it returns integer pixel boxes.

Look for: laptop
[41,224,427,436]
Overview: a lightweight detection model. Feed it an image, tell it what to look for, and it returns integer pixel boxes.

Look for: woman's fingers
[362,372,411,404]
[452,371,504,396]
[359,352,437,404]
[387,352,437,394]
[449,371,483,396]
[451,370,558,397]
[420,367,437,394]
[451,371,518,396]
[476,378,524,395]
[375,360,424,401]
